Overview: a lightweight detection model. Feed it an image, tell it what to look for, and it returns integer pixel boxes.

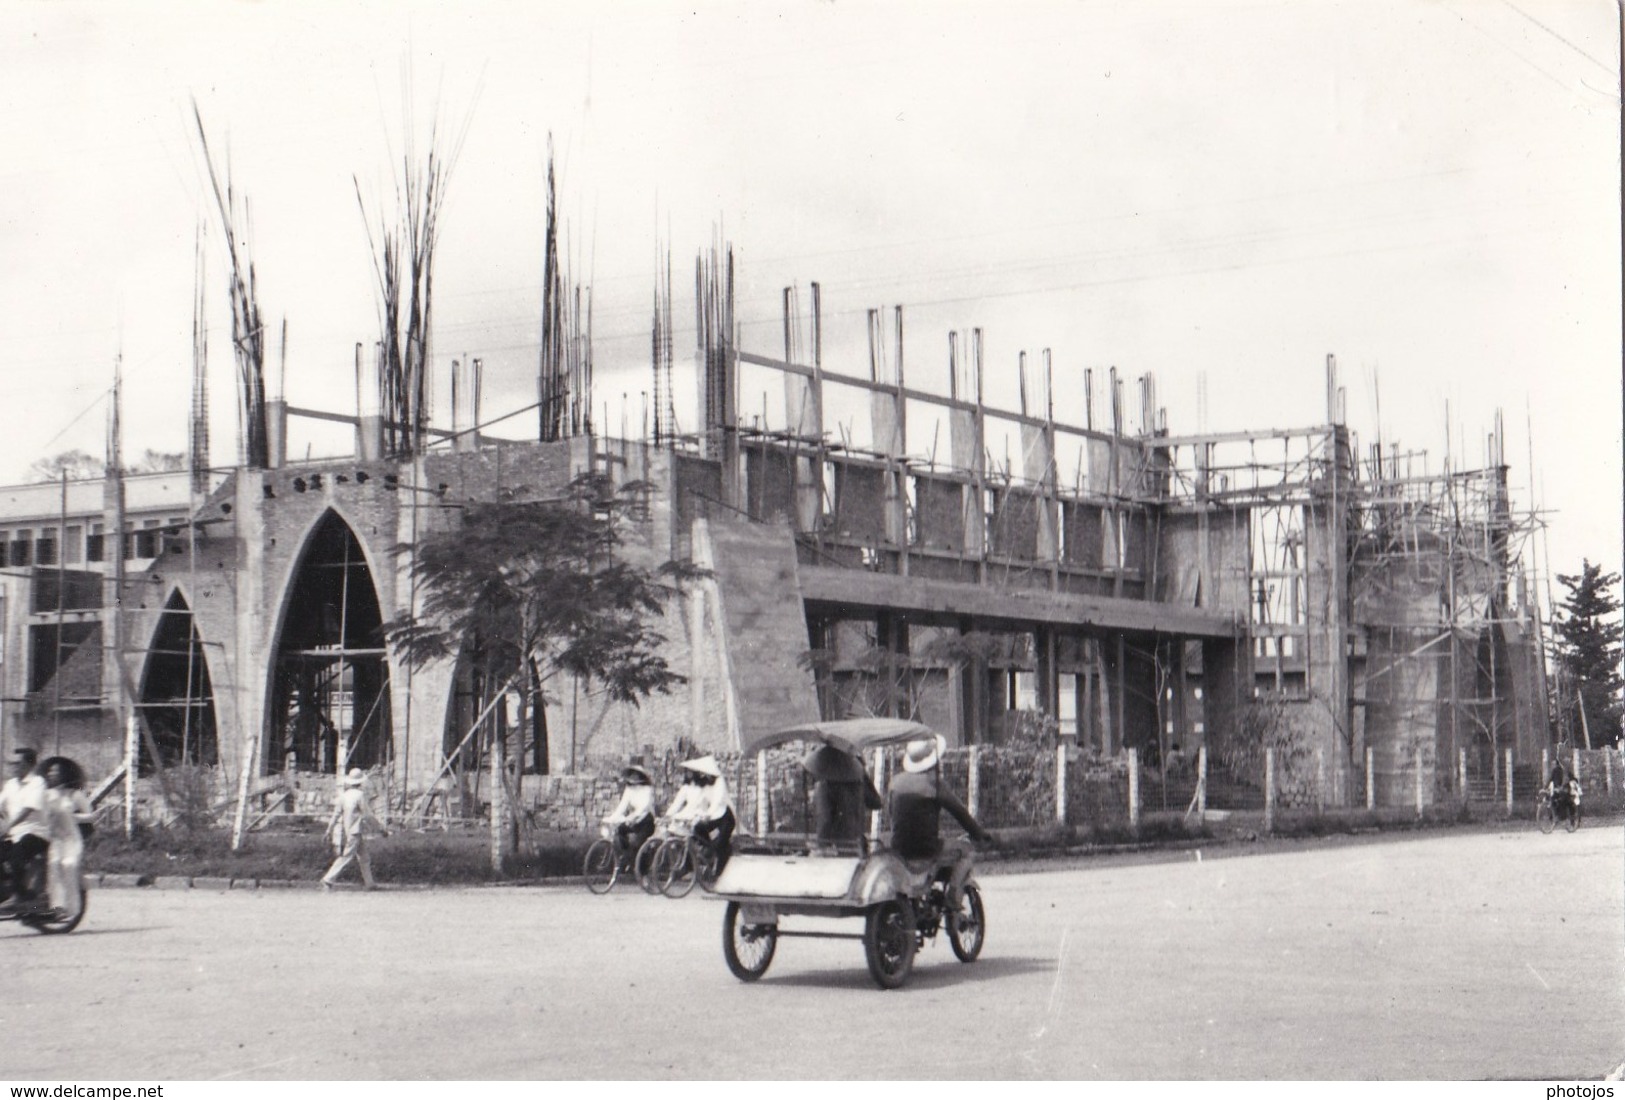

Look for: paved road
[2,825,1620,1080]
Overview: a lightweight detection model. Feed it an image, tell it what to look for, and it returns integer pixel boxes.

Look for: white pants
[321,835,375,888]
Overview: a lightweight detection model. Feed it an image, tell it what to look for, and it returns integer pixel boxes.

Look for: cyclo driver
[886,735,990,905]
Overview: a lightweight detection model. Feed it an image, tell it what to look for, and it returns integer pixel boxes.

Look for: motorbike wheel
[635,837,665,894]
[26,884,87,935]
[583,839,618,894]
[722,901,777,982]
[660,840,697,898]
[1536,799,1556,834]
[863,898,916,990]
[947,882,986,962]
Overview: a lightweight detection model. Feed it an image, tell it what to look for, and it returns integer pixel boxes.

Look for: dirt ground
[1,823,1619,1080]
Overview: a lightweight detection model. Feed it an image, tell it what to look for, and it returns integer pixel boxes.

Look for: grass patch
[86,823,595,886]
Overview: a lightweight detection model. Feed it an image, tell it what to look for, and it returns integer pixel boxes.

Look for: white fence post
[1541,748,1549,789]
[1315,747,1325,811]
[1458,747,1468,804]
[1606,750,1613,794]
[1264,746,1275,833]
[1573,748,1582,786]
[1505,748,1515,816]
[1128,747,1140,828]
[1414,746,1425,817]
[755,750,769,835]
[967,744,981,818]
[1197,745,1208,824]
[1365,746,1374,811]
[1055,743,1067,825]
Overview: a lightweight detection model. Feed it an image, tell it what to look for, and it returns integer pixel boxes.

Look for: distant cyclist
[679,756,736,870]
[1544,764,1582,825]
[602,765,656,857]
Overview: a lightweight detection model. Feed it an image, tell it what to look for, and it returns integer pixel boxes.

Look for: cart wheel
[25,883,86,935]
[583,839,618,894]
[864,898,916,990]
[723,901,777,982]
[947,883,986,962]
[660,840,697,898]
[635,837,665,894]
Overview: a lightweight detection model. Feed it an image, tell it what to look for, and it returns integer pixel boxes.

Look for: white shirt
[0,775,48,841]
[664,782,702,822]
[689,776,733,823]
[604,785,654,824]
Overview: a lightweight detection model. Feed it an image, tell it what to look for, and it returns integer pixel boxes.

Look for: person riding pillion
[602,765,657,855]
[887,734,990,904]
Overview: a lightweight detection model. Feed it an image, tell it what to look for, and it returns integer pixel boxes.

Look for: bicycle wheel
[947,883,986,963]
[661,839,697,898]
[693,840,721,893]
[722,901,777,981]
[26,882,87,936]
[1566,805,1582,833]
[583,839,618,894]
[634,836,662,892]
[1536,798,1556,834]
[863,898,916,990]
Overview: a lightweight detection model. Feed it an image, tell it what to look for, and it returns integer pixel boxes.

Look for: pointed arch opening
[267,510,393,773]
[136,591,219,773]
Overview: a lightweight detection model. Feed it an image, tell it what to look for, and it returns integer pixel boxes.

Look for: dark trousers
[693,808,735,865]
[615,815,655,856]
[1,835,48,901]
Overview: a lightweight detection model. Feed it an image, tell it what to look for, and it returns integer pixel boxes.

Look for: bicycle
[633,818,685,895]
[1535,790,1581,834]
[654,822,722,898]
[582,821,658,894]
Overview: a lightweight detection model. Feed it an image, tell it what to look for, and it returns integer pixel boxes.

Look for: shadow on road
[750,953,1054,991]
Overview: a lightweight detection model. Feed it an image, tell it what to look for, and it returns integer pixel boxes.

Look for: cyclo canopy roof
[747,718,938,757]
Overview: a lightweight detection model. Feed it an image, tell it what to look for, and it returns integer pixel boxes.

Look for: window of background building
[86,523,104,563]
[10,529,31,567]
[64,525,82,564]
[135,519,161,559]
[35,526,57,566]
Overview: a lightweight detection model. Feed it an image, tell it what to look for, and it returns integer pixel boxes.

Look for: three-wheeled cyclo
[710,719,986,990]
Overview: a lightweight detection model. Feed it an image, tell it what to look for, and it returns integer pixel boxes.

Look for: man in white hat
[321,768,390,890]
[886,735,990,901]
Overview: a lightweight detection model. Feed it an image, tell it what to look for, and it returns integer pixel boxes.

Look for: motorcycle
[0,843,88,934]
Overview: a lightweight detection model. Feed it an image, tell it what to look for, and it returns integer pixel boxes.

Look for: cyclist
[1544,763,1582,825]
[680,756,736,871]
[602,765,657,858]
[0,746,49,916]
[887,734,990,906]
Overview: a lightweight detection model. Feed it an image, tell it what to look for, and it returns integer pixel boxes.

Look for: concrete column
[967,744,981,817]
[1055,743,1067,825]
[265,399,288,468]
[1128,746,1140,827]
[1196,745,1208,823]
[1264,746,1275,833]
[755,750,769,834]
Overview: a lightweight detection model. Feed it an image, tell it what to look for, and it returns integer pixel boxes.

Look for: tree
[28,449,104,482]
[129,449,186,473]
[1550,559,1623,748]
[388,473,702,872]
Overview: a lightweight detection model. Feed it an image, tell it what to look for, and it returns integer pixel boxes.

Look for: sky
[1,0,1619,589]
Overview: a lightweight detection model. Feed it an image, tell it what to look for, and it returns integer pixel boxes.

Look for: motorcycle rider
[886,734,990,905]
[0,746,50,915]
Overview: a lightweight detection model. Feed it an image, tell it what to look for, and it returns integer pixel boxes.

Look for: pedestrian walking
[321,768,389,890]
